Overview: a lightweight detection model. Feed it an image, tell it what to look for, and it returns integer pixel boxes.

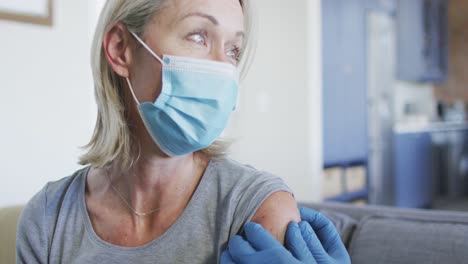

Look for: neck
[123,154,195,189]
[106,150,208,218]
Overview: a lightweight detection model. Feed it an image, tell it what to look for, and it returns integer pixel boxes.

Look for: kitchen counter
[394,120,468,134]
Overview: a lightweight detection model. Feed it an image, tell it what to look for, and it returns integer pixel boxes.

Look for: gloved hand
[220,207,350,264]
[220,221,313,264]
[296,207,350,264]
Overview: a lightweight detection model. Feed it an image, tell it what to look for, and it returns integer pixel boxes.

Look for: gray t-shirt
[16,158,292,263]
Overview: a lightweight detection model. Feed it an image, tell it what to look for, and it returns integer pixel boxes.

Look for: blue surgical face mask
[125,31,239,156]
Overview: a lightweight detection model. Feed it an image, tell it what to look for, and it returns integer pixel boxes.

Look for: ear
[103,23,133,78]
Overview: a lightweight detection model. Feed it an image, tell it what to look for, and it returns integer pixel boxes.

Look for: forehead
[160,0,244,28]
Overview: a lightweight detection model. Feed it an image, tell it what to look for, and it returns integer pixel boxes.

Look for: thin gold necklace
[105,167,190,217]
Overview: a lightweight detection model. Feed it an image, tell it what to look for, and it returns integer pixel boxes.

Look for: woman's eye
[187,33,206,45]
[226,47,241,62]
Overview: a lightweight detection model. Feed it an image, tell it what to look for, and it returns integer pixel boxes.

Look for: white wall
[0,1,96,207]
[227,0,323,202]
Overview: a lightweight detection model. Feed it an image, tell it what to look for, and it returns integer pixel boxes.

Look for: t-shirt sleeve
[229,171,293,237]
[16,184,49,264]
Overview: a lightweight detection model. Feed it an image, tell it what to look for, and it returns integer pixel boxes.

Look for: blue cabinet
[322,0,368,167]
[396,0,448,83]
[394,131,433,208]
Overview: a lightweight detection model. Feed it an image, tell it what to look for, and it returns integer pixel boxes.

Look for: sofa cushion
[0,206,23,264]
[320,209,358,248]
[349,215,468,264]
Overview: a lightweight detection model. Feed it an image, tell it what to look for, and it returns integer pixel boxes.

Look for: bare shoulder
[251,191,300,244]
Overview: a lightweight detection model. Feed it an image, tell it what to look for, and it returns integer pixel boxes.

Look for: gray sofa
[302,202,468,264]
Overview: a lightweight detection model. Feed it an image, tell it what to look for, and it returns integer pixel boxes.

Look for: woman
[16,0,301,263]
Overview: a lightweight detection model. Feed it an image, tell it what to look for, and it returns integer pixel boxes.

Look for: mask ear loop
[125,77,140,105]
[129,31,165,65]
[125,31,165,105]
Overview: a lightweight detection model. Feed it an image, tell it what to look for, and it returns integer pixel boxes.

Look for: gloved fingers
[298,221,329,260]
[243,222,283,251]
[299,207,335,235]
[228,235,257,259]
[285,221,316,263]
[299,207,321,223]
[299,207,342,251]
[220,250,236,264]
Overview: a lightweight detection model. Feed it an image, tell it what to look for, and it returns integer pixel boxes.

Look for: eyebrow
[235,31,245,39]
[181,12,219,25]
[180,12,245,39]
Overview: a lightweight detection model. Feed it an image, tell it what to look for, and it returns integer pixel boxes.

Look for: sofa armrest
[0,206,24,264]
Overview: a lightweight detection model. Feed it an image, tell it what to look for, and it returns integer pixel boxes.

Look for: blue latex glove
[220,207,350,264]
[220,221,311,264]
[296,207,350,264]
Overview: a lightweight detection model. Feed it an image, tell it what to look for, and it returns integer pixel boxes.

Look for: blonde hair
[79,0,256,171]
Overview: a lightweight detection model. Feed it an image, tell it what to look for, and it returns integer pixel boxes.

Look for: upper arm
[250,191,300,244]
[16,187,48,264]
